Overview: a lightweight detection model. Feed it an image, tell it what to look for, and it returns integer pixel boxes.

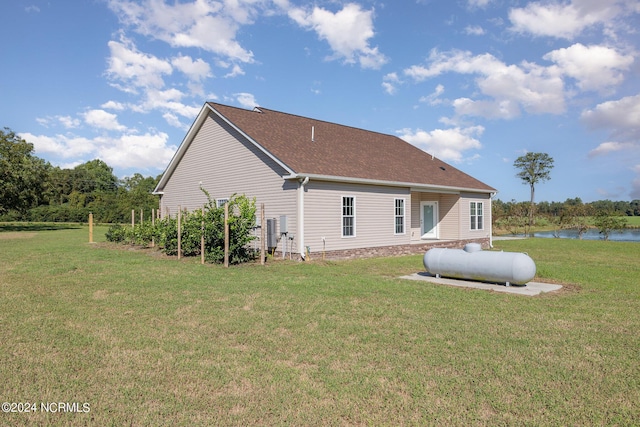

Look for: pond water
[507,229,640,242]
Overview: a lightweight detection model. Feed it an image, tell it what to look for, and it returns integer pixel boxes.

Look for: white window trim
[216,198,229,208]
[341,195,356,238]
[470,201,484,231]
[394,198,406,235]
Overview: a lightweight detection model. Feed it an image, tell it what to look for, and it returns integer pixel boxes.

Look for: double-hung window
[342,196,355,237]
[394,198,405,234]
[470,201,484,230]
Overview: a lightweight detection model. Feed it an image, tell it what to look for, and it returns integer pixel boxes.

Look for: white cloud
[35,116,81,129]
[508,0,627,40]
[99,132,175,169]
[400,43,633,120]
[224,64,245,78]
[234,92,258,109]
[404,49,565,118]
[288,3,387,69]
[35,117,50,127]
[583,94,640,199]
[581,94,640,139]
[171,55,212,81]
[468,0,492,7]
[588,141,637,157]
[126,88,200,122]
[107,0,255,63]
[162,112,189,130]
[21,130,176,170]
[419,84,445,106]
[543,43,634,92]
[58,116,81,129]
[396,126,484,163]
[464,25,485,35]
[104,37,201,122]
[101,101,127,111]
[106,36,173,91]
[20,133,96,158]
[147,88,185,104]
[452,98,522,119]
[405,49,506,81]
[382,72,401,95]
[83,109,127,131]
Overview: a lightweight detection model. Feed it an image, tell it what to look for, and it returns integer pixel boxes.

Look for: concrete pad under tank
[399,272,563,296]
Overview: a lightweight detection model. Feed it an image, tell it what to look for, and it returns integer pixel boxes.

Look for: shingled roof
[208,103,495,193]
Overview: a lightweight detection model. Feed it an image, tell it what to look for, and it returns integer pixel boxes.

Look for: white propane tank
[423,244,536,285]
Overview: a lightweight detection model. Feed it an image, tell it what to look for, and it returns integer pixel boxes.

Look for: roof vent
[311,126,315,142]
[439,166,446,171]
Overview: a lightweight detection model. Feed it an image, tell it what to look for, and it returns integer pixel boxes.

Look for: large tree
[514,152,554,227]
[0,128,50,215]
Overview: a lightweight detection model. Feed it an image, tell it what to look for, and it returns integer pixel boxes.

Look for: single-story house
[153,102,497,259]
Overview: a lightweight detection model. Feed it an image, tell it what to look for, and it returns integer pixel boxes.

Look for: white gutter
[298,176,310,260]
[283,173,494,195]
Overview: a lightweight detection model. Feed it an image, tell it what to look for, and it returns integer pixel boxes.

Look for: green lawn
[625,215,640,227]
[1,225,638,425]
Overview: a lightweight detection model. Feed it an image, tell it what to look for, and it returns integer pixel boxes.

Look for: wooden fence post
[131,209,135,229]
[140,209,143,225]
[260,203,265,265]
[224,202,229,268]
[177,206,182,260]
[89,212,94,243]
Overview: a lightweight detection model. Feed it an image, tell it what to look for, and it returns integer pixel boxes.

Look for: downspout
[298,176,310,260]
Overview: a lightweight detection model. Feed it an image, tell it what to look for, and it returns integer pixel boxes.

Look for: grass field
[625,215,640,227]
[1,225,639,425]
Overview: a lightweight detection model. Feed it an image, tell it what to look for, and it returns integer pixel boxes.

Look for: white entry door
[421,201,438,239]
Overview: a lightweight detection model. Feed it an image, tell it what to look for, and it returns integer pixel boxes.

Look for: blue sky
[1,0,639,203]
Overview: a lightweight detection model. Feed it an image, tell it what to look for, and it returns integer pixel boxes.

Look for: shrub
[105,224,127,243]
[129,221,155,246]
[155,216,178,254]
[594,212,627,241]
[122,192,257,264]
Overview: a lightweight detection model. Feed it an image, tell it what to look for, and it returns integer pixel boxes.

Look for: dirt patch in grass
[535,278,582,295]
[550,281,581,295]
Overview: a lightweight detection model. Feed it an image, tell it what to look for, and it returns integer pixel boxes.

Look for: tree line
[1,128,159,223]
[492,197,635,239]
[493,197,640,220]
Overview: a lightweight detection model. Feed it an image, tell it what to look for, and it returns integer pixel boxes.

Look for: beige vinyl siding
[438,194,460,240]
[160,111,297,237]
[304,181,411,252]
[458,192,491,240]
[410,192,462,241]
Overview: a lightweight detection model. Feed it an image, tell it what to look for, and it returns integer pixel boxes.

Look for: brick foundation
[300,238,491,261]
